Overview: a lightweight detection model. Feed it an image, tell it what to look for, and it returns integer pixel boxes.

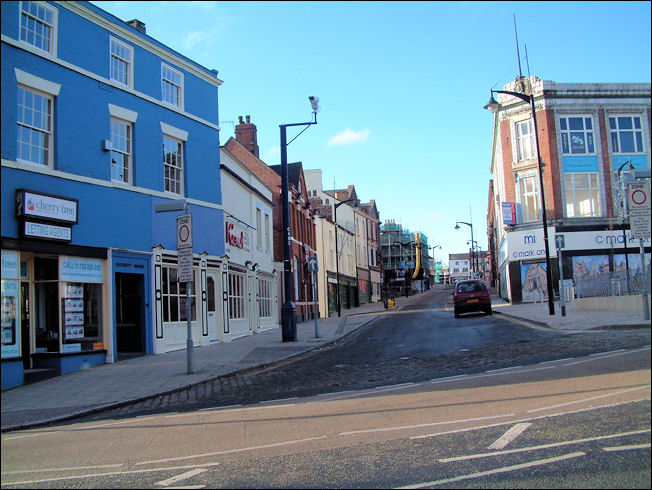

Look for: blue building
[1,1,224,390]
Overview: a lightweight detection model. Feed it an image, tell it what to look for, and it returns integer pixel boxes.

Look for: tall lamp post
[455,221,475,275]
[484,87,555,315]
[280,96,320,341]
[467,239,480,277]
[334,198,356,317]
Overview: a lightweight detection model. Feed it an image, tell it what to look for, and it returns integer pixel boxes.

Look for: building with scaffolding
[380,220,432,296]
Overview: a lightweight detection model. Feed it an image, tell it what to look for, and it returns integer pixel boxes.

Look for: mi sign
[506,227,558,261]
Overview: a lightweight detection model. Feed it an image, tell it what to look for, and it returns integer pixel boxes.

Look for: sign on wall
[16,190,78,224]
[628,180,651,240]
[501,202,519,225]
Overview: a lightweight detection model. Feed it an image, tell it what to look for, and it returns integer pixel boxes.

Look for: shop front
[498,225,650,303]
[2,190,111,390]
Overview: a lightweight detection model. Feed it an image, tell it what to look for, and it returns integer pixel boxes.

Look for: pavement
[2,285,650,433]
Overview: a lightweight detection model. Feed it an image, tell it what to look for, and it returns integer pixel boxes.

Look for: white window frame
[163,134,184,196]
[518,175,540,222]
[559,115,595,155]
[264,212,270,253]
[161,63,184,109]
[19,0,57,56]
[110,117,132,184]
[110,36,134,88]
[256,207,262,249]
[17,85,54,168]
[228,269,247,320]
[515,119,535,161]
[564,172,601,218]
[258,276,273,319]
[161,266,196,323]
[609,114,645,154]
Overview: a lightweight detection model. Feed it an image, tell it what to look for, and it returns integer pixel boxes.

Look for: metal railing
[574,270,650,298]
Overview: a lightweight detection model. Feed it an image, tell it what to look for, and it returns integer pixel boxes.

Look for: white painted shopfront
[219,147,279,341]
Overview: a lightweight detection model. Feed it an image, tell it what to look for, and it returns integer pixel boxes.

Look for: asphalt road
[55,287,651,424]
[1,345,649,488]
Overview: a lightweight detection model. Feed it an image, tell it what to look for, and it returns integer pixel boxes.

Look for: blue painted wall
[1,0,224,256]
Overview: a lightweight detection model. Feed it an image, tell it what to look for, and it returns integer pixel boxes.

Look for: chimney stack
[235,114,259,158]
[127,19,146,34]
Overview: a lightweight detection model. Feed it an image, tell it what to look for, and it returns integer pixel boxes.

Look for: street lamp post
[467,239,480,277]
[455,221,475,276]
[485,87,555,315]
[280,96,320,341]
[334,198,355,317]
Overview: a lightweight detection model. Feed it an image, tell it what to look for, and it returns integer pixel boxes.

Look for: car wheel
[454,308,461,318]
[485,307,492,315]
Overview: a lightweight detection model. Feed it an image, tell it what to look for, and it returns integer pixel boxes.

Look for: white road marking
[198,404,241,411]
[527,385,650,413]
[562,347,650,366]
[396,452,585,489]
[155,468,207,486]
[260,397,299,404]
[136,435,327,465]
[339,414,515,436]
[439,428,650,463]
[488,423,532,449]
[71,417,156,430]
[430,374,468,383]
[486,366,523,373]
[539,358,574,364]
[602,443,651,452]
[0,463,221,487]
[1,464,123,475]
[411,398,651,441]
[591,349,625,356]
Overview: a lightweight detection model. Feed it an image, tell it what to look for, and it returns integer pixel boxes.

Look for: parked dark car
[451,279,492,317]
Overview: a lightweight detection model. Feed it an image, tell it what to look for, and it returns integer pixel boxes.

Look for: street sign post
[176,214,193,283]
[628,180,650,240]
[154,200,195,374]
[627,180,650,321]
[556,234,566,316]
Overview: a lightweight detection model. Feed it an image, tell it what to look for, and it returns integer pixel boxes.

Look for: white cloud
[327,128,370,146]
[263,146,280,162]
[182,30,212,50]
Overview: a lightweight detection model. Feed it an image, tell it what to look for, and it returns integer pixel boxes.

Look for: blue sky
[93,1,651,265]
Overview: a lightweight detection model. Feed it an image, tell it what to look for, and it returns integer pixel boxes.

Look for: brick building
[486,76,650,303]
[225,116,317,322]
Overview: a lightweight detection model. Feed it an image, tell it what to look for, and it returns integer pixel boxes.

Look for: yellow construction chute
[412,233,421,280]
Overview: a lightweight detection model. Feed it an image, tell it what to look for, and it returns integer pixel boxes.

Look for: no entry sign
[176,213,193,250]
[628,180,650,240]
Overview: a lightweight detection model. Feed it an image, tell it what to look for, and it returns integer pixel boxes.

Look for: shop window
[161,266,196,322]
[61,282,103,351]
[258,276,272,319]
[228,269,246,320]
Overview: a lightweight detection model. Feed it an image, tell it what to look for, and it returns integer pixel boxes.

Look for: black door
[115,273,145,360]
[20,282,30,369]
